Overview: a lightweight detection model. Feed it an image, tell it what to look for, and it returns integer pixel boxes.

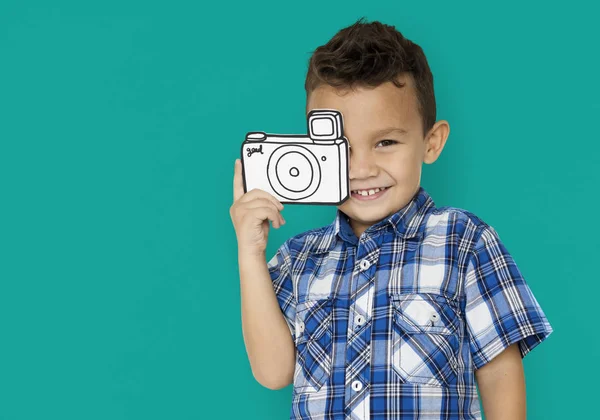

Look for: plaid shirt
[267,186,553,419]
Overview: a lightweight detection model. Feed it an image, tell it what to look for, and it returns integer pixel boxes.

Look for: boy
[230,18,553,420]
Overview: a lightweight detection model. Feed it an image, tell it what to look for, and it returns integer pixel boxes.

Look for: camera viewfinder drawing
[241,109,350,205]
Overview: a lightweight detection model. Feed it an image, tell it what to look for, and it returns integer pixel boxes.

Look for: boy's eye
[377,139,398,147]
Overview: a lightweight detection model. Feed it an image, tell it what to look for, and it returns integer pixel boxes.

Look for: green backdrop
[1,1,598,419]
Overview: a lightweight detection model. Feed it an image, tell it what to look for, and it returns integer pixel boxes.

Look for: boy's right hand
[230,159,285,256]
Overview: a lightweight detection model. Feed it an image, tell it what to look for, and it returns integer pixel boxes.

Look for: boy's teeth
[353,187,385,196]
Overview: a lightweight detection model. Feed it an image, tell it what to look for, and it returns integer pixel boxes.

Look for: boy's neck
[350,220,369,239]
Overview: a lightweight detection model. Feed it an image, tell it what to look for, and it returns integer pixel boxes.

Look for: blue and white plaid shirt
[268,186,553,419]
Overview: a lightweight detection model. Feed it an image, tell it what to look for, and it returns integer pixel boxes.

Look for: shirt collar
[313,186,435,253]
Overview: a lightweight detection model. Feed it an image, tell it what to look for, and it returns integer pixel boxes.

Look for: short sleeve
[464,225,553,370]
[267,241,297,342]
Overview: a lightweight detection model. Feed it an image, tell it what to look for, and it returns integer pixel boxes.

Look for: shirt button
[359,259,371,271]
[298,321,305,333]
[351,380,363,391]
[355,315,365,326]
[430,313,439,323]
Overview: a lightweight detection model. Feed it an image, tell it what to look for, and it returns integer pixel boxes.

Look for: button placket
[346,241,376,401]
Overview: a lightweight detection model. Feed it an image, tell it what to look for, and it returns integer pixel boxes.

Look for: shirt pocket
[293,296,334,394]
[390,292,460,387]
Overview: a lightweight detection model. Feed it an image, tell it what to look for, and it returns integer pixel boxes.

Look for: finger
[233,159,245,202]
[250,206,281,229]
[240,193,279,211]
[240,188,284,210]
[241,198,284,225]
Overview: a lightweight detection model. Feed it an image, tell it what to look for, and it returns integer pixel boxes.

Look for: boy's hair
[305,17,436,138]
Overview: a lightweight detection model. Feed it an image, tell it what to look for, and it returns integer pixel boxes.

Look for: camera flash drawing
[241,109,350,205]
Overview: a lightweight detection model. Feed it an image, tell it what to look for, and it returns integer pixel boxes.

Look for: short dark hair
[305,18,436,138]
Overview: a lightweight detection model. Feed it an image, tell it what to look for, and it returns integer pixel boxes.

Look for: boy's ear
[423,120,450,164]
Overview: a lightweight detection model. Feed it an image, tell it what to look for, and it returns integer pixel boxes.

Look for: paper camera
[241,109,349,205]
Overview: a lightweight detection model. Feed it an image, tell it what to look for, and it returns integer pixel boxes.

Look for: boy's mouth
[350,186,389,201]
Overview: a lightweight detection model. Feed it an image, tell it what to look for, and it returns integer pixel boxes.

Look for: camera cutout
[241,109,350,205]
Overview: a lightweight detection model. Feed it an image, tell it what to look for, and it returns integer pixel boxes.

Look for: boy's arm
[239,251,296,390]
[464,224,553,419]
[475,343,526,420]
[230,159,295,390]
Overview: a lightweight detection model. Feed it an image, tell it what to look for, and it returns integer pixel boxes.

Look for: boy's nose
[349,153,378,180]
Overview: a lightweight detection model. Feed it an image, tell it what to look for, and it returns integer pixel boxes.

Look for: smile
[351,187,389,200]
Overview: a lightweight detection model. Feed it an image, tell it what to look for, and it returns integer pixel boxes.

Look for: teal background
[1,1,598,419]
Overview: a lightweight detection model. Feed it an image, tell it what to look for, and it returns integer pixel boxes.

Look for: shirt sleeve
[267,240,296,342]
[464,224,553,370]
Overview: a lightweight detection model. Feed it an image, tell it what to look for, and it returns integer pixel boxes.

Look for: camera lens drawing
[267,145,321,200]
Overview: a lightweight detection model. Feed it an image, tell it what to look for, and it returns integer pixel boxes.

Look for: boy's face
[306,74,449,237]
